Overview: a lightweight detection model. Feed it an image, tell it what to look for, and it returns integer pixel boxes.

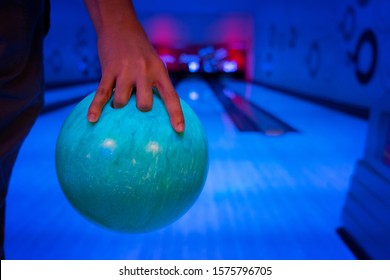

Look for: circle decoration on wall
[74,26,89,56]
[338,6,356,41]
[305,41,321,78]
[265,52,273,76]
[289,26,298,49]
[268,24,277,48]
[356,0,371,7]
[351,29,378,85]
[92,53,102,76]
[78,55,90,77]
[47,48,63,73]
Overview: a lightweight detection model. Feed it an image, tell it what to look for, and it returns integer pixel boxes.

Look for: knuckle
[135,59,148,72]
[95,86,112,101]
[165,90,179,102]
[156,63,169,77]
[88,105,98,115]
[156,59,167,70]
[88,100,101,119]
[113,95,128,108]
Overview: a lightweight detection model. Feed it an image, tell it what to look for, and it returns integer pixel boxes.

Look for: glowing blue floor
[5,77,367,259]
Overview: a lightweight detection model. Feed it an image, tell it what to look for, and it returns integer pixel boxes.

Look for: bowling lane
[176,76,367,259]
[5,76,366,259]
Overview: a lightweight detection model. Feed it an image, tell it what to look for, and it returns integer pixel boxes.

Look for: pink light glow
[143,15,188,46]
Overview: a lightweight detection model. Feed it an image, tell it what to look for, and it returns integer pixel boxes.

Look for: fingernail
[88,113,97,122]
[176,122,184,133]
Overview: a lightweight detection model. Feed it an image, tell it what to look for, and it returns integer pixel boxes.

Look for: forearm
[83,0,140,34]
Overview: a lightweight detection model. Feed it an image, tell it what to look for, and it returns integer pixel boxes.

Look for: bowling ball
[55,89,208,233]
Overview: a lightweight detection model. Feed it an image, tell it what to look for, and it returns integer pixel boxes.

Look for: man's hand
[83,0,184,133]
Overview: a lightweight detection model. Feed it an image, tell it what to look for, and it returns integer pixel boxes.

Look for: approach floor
[5,76,367,259]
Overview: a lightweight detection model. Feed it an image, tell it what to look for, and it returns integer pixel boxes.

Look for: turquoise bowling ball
[55,89,208,233]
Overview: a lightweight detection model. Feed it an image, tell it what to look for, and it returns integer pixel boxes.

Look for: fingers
[87,76,114,122]
[136,77,153,112]
[112,75,133,109]
[156,72,185,133]
[89,66,185,134]
[88,74,134,123]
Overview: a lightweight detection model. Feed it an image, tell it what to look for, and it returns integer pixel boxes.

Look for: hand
[84,0,184,133]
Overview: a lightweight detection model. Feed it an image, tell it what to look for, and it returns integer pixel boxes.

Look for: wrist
[84,0,140,34]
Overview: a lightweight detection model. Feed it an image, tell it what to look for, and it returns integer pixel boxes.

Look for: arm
[83,0,184,132]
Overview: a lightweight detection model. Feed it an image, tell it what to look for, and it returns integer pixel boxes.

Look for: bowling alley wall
[44,0,390,111]
[252,0,390,114]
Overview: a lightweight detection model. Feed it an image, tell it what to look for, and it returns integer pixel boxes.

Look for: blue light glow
[222,60,238,73]
[189,91,199,100]
[188,61,200,72]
